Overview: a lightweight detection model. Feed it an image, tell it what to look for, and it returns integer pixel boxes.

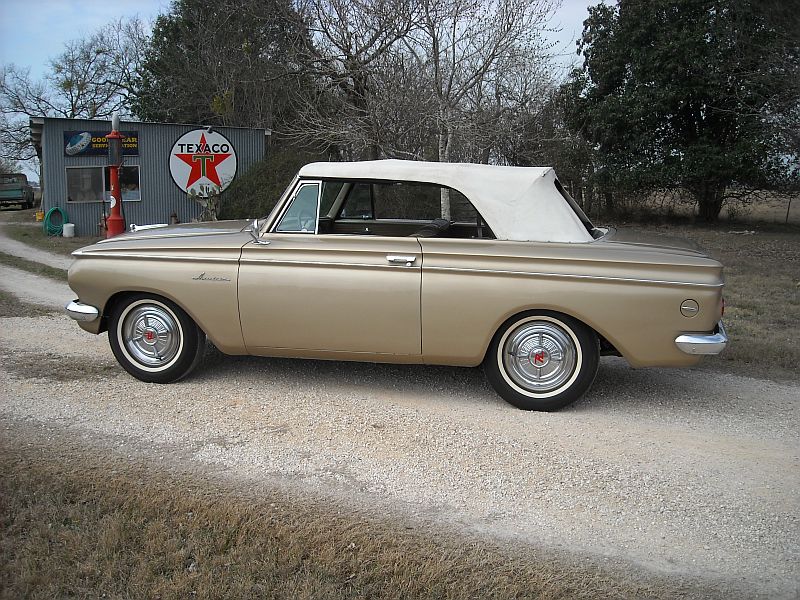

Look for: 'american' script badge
[192,272,231,282]
[169,129,238,197]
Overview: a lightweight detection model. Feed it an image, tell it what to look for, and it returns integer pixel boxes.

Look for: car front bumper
[65,299,100,322]
[675,321,728,355]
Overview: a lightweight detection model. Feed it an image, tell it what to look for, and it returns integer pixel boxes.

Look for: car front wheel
[108,294,205,384]
[484,311,599,411]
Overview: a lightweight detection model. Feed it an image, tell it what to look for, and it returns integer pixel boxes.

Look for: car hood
[105,220,251,240]
[73,220,253,256]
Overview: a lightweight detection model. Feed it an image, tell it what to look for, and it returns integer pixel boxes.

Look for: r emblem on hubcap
[121,303,182,368]
[529,347,550,367]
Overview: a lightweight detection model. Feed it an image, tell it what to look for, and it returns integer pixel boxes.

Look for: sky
[0,0,168,78]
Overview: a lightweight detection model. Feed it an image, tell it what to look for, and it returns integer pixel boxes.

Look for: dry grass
[732,193,800,224]
[0,206,39,224]
[628,222,800,381]
[0,349,122,381]
[0,425,728,600]
[2,223,100,256]
[0,251,67,281]
[0,290,56,318]
[604,190,800,225]
[0,208,101,255]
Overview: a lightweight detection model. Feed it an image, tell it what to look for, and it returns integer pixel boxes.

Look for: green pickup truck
[0,173,35,209]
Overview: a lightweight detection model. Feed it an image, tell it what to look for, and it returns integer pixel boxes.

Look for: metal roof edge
[27,115,268,133]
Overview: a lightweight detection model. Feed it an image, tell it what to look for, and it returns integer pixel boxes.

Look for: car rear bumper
[65,299,100,322]
[675,321,728,355]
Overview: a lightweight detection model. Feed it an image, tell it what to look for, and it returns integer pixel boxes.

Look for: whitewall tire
[108,294,205,384]
[484,311,599,411]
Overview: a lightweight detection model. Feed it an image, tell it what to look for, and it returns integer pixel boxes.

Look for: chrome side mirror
[250,218,270,245]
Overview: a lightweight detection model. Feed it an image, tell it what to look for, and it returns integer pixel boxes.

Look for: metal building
[30,117,267,236]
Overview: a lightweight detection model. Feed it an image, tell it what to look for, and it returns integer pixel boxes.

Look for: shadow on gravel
[579,357,796,419]
[194,347,503,407]
[188,347,790,418]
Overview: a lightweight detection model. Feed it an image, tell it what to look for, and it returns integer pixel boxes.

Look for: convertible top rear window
[554,180,601,239]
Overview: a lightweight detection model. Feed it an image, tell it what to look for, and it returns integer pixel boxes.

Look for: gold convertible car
[66,160,727,411]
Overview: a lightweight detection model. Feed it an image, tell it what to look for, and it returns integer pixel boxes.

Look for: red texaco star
[175,133,231,187]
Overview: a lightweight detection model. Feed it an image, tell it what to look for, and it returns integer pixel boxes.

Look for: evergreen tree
[132,0,308,131]
[564,0,799,221]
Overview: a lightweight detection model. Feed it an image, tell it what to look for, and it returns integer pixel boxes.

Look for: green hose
[43,207,68,236]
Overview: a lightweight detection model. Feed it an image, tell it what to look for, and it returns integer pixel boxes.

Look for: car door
[238,180,423,359]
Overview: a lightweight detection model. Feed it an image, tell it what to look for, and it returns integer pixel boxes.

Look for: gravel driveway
[1,310,798,597]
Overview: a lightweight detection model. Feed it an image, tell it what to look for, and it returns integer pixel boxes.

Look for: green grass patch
[0,251,67,281]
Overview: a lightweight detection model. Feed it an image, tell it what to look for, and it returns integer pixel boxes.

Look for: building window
[66,166,104,203]
[66,165,141,203]
[105,165,141,202]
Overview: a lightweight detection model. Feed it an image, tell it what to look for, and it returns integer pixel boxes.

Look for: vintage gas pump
[105,113,126,237]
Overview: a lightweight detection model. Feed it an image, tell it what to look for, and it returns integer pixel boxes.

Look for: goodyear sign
[63,131,139,156]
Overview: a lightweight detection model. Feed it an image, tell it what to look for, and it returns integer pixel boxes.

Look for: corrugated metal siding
[41,118,266,236]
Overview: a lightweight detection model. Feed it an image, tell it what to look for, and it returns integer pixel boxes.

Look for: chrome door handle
[386,255,417,266]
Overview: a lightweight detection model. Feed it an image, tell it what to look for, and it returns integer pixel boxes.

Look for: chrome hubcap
[503,321,577,393]
[122,304,181,367]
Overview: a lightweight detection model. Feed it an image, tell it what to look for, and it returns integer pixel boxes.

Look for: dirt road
[0,264,72,308]
[1,306,798,597]
[0,222,73,271]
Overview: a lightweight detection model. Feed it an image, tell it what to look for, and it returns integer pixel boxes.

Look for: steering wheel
[299,209,316,232]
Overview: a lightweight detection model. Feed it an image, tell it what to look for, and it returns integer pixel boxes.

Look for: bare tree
[406,0,559,217]
[287,0,559,182]
[0,152,20,174]
[285,0,422,158]
[2,18,144,120]
[0,17,145,165]
[459,45,555,164]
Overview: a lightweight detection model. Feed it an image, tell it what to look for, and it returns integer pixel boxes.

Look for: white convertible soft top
[298,159,594,243]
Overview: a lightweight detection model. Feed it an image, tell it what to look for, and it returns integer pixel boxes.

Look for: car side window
[320,181,345,218]
[339,183,373,219]
[367,182,475,222]
[275,182,320,233]
[373,182,438,220]
[321,179,494,239]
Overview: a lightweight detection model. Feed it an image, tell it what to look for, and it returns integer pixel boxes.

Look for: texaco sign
[169,129,238,197]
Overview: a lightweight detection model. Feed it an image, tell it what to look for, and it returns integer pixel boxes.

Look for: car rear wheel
[108,294,205,384]
[484,311,599,411]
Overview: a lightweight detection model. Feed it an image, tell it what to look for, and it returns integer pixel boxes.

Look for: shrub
[219,145,326,220]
